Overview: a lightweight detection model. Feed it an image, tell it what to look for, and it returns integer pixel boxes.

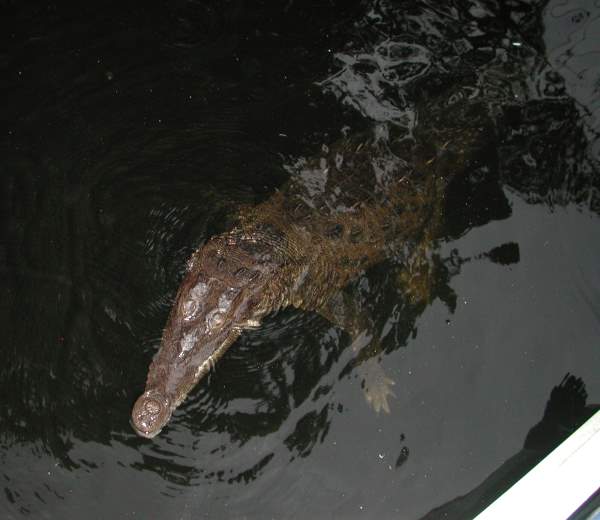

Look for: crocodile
[131,77,492,438]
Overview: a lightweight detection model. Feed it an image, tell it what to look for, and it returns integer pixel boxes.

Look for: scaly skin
[131,81,490,438]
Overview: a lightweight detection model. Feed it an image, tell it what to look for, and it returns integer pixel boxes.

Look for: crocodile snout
[131,389,171,438]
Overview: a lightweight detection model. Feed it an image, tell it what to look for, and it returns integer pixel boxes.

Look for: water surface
[2,1,599,518]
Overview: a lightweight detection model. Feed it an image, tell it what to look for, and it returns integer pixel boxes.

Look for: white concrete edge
[473,409,600,520]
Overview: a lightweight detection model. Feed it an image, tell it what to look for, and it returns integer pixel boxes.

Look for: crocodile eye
[182,300,198,320]
[182,281,208,320]
[206,309,225,331]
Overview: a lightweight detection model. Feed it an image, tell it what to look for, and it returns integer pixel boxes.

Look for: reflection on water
[544,0,600,163]
[2,0,599,518]
[419,373,599,519]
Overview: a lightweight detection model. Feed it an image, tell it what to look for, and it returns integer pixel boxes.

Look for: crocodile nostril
[131,390,171,438]
[144,398,161,415]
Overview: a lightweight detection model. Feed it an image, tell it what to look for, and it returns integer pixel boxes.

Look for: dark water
[2,1,599,518]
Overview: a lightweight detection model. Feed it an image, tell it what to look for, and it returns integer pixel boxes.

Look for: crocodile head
[131,231,287,438]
